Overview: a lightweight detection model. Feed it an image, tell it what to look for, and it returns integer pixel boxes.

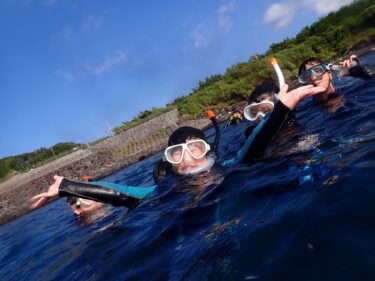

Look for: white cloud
[55,69,75,80]
[56,51,127,80]
[218,16,233,32]
[302,0,354,15]
[264,3,296,28]
[188,1,235,48]
[191,25,211,48]
[83,15,103,31]
[218,1,235,14]
[81,51,127,75]
[49,26,73,47]
[82,11,110,32]
[264,0,355,28]
[217,1,235,32]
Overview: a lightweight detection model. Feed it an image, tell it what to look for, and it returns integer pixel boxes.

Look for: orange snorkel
[207,109,221,154]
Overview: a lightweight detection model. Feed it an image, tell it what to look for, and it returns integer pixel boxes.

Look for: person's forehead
[251,96,273,104]
[185,137,203,142]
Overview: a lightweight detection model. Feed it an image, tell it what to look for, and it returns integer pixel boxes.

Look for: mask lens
[253,103,273,115]
[170,146,183,162]
[299,64,327,84]
[249,106,259,116]
[187,141,206,158]
[311,64,326,77]
[244,101,274,121]
[165,145,183,163]
[164,140,210,164]
[299,70,310,84]
[78,198,94,206]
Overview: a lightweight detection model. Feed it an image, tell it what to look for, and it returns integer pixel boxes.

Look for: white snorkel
[270,57,285,89]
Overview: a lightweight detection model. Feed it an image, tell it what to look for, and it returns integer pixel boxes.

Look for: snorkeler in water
[30,82,325,210]
[241,57,289,138]
[67,196,103,216]
[242,81,282,139]
[224,110,244,128]
[298,54,373,101]
[244,81,279,124]
[66,176,104,217]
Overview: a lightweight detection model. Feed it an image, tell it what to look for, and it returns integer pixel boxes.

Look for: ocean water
[1,52,375,281]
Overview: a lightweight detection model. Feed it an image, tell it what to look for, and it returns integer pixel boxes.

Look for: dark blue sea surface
[1,52,375,281]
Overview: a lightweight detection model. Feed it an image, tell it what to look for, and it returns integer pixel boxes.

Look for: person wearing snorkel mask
[242,80,305,140]
[164,126,216,175]
[67,196,103,217]
[225,109,244,127]
[242,81,279,139]
[30,82,324,210]
[298,55,371,102]
[244,81,279,125]
[30,127,217,211]
[66,176,104,217]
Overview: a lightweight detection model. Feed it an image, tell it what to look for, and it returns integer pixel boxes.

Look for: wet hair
[67,196,78,205]
[248,81,279,104]
[167,126,207,146]
[298,57,325,77]
[153,159,172,184]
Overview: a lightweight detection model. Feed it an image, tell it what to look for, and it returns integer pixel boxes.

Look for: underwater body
[1,53,375,281]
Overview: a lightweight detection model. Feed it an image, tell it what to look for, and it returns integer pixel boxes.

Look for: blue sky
[0,0,354,158]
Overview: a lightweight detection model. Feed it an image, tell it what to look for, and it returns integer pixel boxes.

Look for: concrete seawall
[0,109,212,225]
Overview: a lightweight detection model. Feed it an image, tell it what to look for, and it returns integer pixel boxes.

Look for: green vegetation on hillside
[0,142,84,180]
[1,0,374,180]
[113,0,375,131]
[113,107,170,135]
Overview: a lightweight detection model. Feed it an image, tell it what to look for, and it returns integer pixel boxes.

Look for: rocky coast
[0,109,212,225]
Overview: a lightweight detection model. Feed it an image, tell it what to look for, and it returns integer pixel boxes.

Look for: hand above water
[278,84,325,109]
[339,54,357,68]
[30,175,63,209]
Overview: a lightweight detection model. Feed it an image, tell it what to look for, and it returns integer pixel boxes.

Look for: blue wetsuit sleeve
[91,181,156,199]
[221,100,291,166]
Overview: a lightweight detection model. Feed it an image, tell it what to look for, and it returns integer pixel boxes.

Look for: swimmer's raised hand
[278,84,325,109]
[30,175,63,209]
[339,54,357,68]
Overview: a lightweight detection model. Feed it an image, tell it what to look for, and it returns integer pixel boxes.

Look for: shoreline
[0,112,212,225]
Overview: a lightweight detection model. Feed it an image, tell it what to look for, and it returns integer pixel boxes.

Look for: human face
[299,63,328,84]
[303,63,332,97]
[165,138,210,175]
[69,198,102,216]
